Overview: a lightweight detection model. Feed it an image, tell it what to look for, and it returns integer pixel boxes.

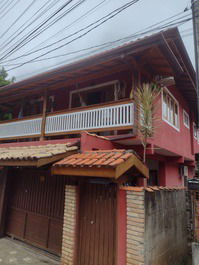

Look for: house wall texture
[124,187,188,265]
[149,84,196,161]
[144,189,188,265]
[61,185,77,265]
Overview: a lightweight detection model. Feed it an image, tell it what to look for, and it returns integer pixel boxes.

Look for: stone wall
[124,187,188,265]
[144,189,188,265]
[61,185,77,265]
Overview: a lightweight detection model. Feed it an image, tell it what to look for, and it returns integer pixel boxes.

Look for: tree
[131,83,161,163]
[0,67,15,87]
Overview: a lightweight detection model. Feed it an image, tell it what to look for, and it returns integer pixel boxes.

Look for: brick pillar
[61,185,78,265]
[126,188,145,265]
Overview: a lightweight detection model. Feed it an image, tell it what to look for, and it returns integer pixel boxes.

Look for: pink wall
[158,161,194,187]
[80,132,114,152]
[148,85,196,161]
[164,162,183,186]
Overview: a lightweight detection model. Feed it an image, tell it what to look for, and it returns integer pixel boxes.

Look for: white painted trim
[161,87,180,132]
[69,80,119,108]
[183,109,190,129]
[193,122,198,140]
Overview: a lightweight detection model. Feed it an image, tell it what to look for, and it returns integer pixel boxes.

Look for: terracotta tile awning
[0,143,78,167]
[52,150,149,179]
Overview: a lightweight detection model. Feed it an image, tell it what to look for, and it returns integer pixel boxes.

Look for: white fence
[0,117,42,138]
[45,103,134,134]
[0,103,134,139]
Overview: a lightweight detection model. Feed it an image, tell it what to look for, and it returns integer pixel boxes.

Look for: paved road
[0,238,60,265]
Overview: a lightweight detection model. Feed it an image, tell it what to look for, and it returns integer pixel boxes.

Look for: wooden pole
[192,0,199,126]
[40,89,48,141]
[0,167,8,237]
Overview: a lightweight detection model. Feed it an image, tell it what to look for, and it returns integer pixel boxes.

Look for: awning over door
[0,143,78,167]
[52,149,149,179]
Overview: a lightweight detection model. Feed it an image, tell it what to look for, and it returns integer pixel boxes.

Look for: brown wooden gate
[78,183,117,265]
[6,169,73,255]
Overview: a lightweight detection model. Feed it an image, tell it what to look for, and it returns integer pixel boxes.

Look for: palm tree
[131,82,161,163]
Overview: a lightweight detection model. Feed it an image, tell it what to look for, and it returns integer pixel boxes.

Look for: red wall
[81,132,114,151]
[148,85,196,161]
[164,162,183,186]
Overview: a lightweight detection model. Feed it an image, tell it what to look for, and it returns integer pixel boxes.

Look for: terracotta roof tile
[109,158,125,167]
[53,149,136,169]
[120,153,132,160]
[120,186,186,192]
[0,143,78,161]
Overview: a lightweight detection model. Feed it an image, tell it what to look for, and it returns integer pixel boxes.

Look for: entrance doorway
[77,183,117,265]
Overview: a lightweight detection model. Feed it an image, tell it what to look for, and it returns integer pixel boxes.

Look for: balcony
[0,100,134,140]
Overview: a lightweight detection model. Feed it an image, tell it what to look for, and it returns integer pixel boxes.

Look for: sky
[0,0,194,81]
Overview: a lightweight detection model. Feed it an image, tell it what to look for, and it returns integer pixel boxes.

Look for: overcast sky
[0,0,194,81]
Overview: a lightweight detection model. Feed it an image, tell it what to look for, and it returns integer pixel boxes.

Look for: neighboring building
[0,27,196,264]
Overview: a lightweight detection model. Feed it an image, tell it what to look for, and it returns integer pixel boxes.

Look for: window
[69,81,121,108]
[193,123,198,140]
[162,89,179,130]
[183,110,190,129]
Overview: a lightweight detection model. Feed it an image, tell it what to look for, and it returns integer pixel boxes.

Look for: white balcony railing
[0,102,134,139]
[45,102,134,134]
[0,117,42,138]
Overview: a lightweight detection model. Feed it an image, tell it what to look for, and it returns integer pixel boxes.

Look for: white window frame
[162,87,180,131]
[193,122,198,140]
[183,110,190,129]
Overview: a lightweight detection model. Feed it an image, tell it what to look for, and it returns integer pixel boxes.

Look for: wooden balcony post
[40,89,47,141]
[0,167,8,237]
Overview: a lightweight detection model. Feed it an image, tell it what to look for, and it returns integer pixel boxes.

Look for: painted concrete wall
[144,189,188,265]
[148,85,196,161]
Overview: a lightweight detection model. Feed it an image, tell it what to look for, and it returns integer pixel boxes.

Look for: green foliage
[0,67,15,87]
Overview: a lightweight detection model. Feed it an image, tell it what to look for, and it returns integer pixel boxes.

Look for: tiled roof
[0,143,78,167]
[54,149,137,168]
[121,186,186,192]
[53,149,149,179]
[0,143,77,160]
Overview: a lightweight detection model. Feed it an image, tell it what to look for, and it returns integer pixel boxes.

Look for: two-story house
[0,27,197,264]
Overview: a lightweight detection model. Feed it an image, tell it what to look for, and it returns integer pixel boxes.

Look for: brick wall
[61,185,77,265]
[126,188,145,265]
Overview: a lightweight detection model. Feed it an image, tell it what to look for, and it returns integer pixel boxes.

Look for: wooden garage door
[78,183,117,265]
[6,169,73,255]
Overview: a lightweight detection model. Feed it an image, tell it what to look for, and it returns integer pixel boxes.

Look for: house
[0,27,196,264]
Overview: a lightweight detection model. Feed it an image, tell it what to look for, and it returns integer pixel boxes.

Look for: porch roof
[52,149,149,179]
[0,143,78,167]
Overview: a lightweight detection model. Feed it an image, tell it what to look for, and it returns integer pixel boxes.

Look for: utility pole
[192,0,199,125]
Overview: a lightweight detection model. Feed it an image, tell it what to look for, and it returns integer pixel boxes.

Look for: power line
[5,11,193,74]
[0,0,76,60]
[0,0,10,11]
[29,0,109,53]
[3,0,140,70]
[4,8,192,69]
[0,0,63,53]
[2,8,191,65]
[0,0,37,40]
[1,0,87,60]
[0,0,21,22]
[0,0,143,63]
